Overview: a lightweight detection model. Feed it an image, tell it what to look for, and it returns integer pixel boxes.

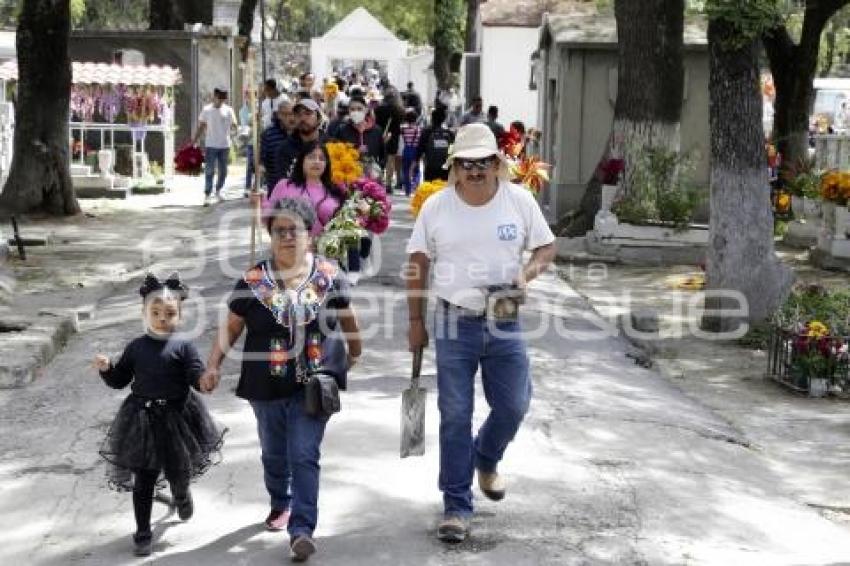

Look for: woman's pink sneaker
[264,508,290,531]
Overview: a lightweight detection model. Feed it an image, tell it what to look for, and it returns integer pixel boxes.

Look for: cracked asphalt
[2,186,850,565]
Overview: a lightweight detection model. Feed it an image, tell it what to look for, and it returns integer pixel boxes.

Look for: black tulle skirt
[99,391,226,491]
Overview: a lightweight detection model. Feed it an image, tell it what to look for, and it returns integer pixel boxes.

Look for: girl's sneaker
[133,531,152,556]
[175,490,193,521]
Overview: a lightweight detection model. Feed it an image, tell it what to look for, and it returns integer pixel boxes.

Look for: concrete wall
[539,43,710,222]
[481,26,539,128]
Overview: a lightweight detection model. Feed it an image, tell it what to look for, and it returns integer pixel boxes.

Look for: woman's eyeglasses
[271,226,306,239]
[456,157,495,171]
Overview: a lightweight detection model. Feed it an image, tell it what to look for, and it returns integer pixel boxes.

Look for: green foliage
[70,0,86,26]
[738,322,773,349]
[781,4,850,75]
[269,0,435,45]
[702,0,783,46]
[772,284,850,335]
[782,157,822,198]
[72,0,148,29]
[2,1,434,44]
[612,147,703,230]
[774,219,789,238]
[434,0,464,51]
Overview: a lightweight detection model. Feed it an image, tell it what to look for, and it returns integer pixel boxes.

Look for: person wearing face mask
[331,95,386,172]
[274,99,328,182]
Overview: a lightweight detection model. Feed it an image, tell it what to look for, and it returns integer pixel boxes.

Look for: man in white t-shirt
[405,124,556,542]
[192,87,237,205]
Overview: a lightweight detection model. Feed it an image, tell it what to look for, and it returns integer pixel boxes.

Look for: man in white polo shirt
[405,123,556,542]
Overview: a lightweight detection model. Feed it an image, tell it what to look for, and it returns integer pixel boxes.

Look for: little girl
[94,273,226,557]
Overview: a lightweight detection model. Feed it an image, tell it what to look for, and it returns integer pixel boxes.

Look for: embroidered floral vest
[243,257,340,379]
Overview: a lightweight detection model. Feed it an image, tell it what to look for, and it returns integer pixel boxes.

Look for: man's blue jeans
[434,307,532,518]
[204,147,229,195]
[250,392,328,538]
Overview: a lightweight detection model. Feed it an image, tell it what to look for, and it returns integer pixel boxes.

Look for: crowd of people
[190,70,537,204]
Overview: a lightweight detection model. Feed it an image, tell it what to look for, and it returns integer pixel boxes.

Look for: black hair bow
[139,272,189,300]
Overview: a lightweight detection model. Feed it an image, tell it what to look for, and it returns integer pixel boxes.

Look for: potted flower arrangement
[790,321,847,397]
[593,156,626,235]
[781,158,822,220]
[769,284,850,396]
[818,170,850,239]
[610,147,702,231]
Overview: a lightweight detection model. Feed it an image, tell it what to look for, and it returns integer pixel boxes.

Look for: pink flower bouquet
[348,178,392,235]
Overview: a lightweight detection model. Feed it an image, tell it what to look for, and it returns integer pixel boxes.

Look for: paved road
[2,196,850,565]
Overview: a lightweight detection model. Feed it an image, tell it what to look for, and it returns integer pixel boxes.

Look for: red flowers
[175,143,204,176]
[596,157,625,186]
[499,127,524,159]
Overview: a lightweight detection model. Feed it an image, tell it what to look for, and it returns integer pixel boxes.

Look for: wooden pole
[246,46,262,267]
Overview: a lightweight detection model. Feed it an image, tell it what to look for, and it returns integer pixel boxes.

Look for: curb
[0,310,78,388]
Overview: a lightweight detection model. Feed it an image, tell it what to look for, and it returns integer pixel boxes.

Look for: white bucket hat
[443,123,511,184]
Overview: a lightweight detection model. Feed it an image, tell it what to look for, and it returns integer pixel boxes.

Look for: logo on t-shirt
[497,224,518,241]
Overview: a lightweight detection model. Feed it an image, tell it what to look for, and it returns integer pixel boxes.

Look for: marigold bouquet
[326,142,363,186]
[819,170,850,205]
[411,179,447,218]
[323,81,339,100]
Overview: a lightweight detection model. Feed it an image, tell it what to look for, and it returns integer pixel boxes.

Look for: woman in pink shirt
[263,142,346,236]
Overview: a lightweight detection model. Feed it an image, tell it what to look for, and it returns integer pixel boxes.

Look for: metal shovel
[400,347,427,458]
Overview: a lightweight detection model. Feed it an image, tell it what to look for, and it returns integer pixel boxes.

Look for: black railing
[767,326,850,394]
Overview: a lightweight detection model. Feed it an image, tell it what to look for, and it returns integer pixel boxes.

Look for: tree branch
[761,24,795,72]
[800,1,843,48]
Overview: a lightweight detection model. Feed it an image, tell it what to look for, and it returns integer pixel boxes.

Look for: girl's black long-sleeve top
[99,335,205,400]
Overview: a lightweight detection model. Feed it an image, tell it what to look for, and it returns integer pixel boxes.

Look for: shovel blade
[400,386,427,458]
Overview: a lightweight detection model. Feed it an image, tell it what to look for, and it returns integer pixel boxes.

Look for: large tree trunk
[0,0,78,216]
[434,0,463,91]
[149,0,213,31]
[560,0,684,236]
[464,0,480,52]
[236,0,259,62]
[763,1,850,168]
[703,19,793,333]
[238,0,259,38]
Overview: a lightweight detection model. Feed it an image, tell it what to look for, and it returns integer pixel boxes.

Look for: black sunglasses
[456,157,496,171]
